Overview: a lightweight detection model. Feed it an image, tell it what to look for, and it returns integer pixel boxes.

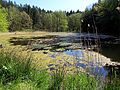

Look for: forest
[0,0,120,36]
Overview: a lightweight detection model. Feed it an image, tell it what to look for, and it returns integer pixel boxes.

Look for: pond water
[9,33,120,78]
[9,33,120,62]
[64,49,108,77]
[101,44,120,62]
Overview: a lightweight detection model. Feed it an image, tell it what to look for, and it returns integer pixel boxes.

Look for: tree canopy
[81,0,120,36]
[0,5,9,32]
[0,0,120,36]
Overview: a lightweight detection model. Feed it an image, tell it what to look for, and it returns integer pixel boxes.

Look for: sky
[7,0,98,11]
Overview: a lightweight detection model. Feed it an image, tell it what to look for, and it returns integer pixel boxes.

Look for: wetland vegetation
[0,32,120,90]
[0,0,120,90]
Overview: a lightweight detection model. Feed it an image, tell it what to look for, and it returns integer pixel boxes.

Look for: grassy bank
[0,48,101,90]
[0,32,119,90]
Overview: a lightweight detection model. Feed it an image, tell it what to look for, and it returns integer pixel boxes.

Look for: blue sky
[8,0,98,11]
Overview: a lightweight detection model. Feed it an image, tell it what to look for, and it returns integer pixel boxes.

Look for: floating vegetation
[7,33,120,89]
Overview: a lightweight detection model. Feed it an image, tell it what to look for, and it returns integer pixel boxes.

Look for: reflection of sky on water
[65,50,83,58]
[49,49,108,77]
[64,49,108,77]
[76,62,87,68]
[90,66,108,77]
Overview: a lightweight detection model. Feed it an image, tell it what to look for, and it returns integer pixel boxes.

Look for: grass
[0,32,72,68]
[0,47,50,89]
[0,32,119,90]
[0,48,32,84]
[0,47,102,90]
[0,32,46,45]
[0,32,71,45]
[0,47,119,90]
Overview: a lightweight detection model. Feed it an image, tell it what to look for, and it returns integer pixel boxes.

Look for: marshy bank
[0,47,119,90]
[0,47,104,90]
[0,32,120,89]
[9,32,120,62]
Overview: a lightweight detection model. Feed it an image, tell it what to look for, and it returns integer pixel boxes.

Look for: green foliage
[33,14,43,31]
[1,0,120,35]
[68,13,82,32]
[0,7,9,32]
[0,48,32,84]
[21,11,32,29]
[104,77,120,90]
[8,6,32,31]
[0,47,119,89]
[41,13,53,31]
[8,6,22,31]
[53,11,68,32]
[0,48,50,89]
[0,1,82,32]
[82,0,120,36]
[34,11,68,32]
[0,47,100,90]
[101,0,118,11]
[49,67,65,90]
[64,73,98,90]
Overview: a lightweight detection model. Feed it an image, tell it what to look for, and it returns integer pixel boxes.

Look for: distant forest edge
[0,0,120,36]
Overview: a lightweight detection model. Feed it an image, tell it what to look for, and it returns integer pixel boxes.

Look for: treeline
[0,4,9,32]
[0,0,120,36]
[0,0,82,32]
[82,0,120,36]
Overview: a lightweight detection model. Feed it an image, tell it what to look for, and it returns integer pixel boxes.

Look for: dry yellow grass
[0,32,47,44]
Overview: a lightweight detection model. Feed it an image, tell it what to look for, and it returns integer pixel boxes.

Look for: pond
[64,49,108,77]
[9,33,120,62]
[101,44,120,62]
[9,33,120,78]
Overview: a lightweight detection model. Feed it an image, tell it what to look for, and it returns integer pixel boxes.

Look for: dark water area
[64,49,120,80]
[100,44,120,62]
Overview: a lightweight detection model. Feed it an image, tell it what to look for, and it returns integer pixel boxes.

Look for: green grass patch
[1,47,117,90]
